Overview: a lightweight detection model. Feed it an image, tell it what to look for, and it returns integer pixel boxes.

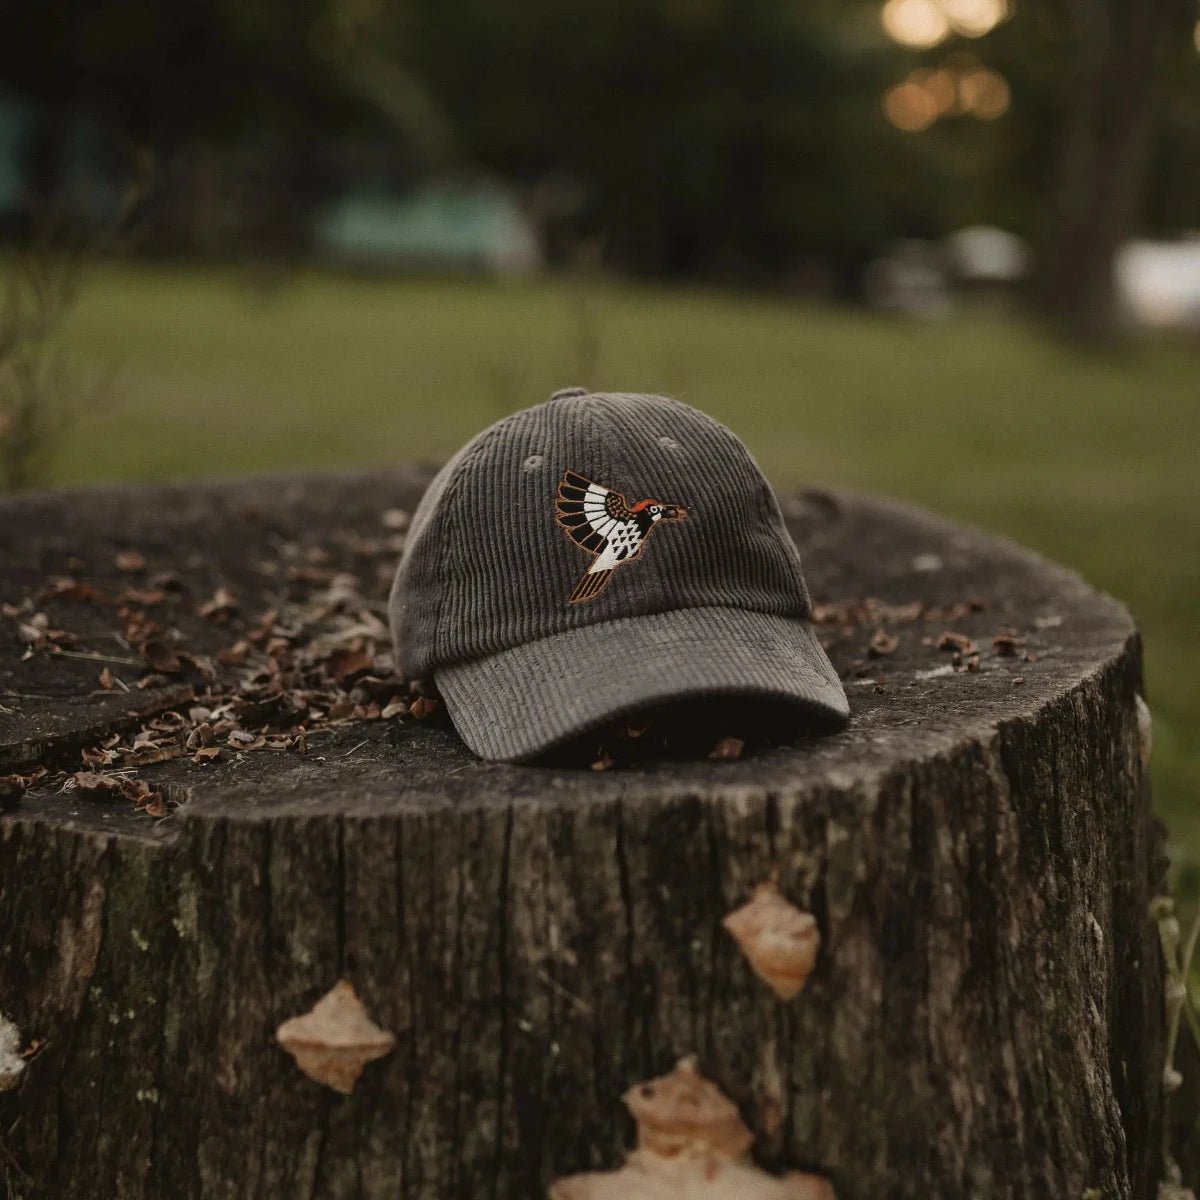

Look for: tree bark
[0,471,1164,1199]
[1037,0,1188,340]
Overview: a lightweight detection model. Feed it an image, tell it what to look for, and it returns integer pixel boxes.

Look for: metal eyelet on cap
[550,387,588,400]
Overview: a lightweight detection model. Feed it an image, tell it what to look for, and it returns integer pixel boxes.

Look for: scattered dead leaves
[6,517,425,818]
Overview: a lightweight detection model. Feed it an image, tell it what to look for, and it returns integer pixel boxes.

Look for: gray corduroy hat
[389,389,849,762]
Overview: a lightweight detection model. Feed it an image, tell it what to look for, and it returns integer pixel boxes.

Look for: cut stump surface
[0,470,1163,1200]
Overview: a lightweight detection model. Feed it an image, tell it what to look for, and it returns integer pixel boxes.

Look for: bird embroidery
[555,470,688,603]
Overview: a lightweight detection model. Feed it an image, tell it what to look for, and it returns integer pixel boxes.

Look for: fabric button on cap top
[388,390,849,762]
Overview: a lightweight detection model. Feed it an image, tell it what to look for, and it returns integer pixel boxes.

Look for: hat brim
[435,606,849,764]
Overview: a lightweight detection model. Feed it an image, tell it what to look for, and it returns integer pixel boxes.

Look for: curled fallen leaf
[276,980,395,1094]
[550,1059,835,1200]
[115,550,146,573]
[199,586,239,621]
[121,587,166,606]
[227,730,266,751]
[708,737,744,762]
[71,771,124,801]
[936,631,976,655]
[0,774,34,811]
[626,1057,753,1160]
[867,630,898,657]
[991,631,1025,657]
[550,1154,835,1199]
[326,697,357,721]
[216,639,253,666]
[186,722,216,750]
[81,745,118,768]
[327,647,374,685]
[723,881,820,1001]
[140,638,182,674]
[409,696,438,720]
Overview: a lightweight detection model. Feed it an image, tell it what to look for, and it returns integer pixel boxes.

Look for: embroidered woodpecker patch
[555,470,688,603]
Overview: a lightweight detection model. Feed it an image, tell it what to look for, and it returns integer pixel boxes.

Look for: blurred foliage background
[0,0,1198,883]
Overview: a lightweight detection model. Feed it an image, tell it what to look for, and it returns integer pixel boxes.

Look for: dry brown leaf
[708,737,744,761]
[199,586,239,621]
[550,1059,835,1199]
[140,638,182,674]
[937,631,977,655]
[723,882,821,1001]
[626,1058,754,1160]
[217,639,253,666]
[550,1153,835,1199]
[327,647,374,685]
[121,587,165,606]
[868,630,898,657]
[227,730,267,751]
[123,744,183,768]
[115,550,146,573]
[0,774,33,810]
[992,631,1025,657]
[71,771,124,800]
[81,745,117,768]
[186,722,216,750]
[193,746,222,764]
[276,980,395,1094]
[409,696,438,720]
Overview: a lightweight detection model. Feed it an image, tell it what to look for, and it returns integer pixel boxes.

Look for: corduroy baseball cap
[389,389,849,762]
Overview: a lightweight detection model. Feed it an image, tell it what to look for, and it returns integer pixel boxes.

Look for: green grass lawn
[39,261,1200,883]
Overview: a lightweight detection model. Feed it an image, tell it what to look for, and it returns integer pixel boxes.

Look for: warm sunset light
[910,68,959,114]
[941,0,1008,38]
[883,80,941,131]
[881,0,951,49]
[881,0,1010,47]
[958,66,1011,117]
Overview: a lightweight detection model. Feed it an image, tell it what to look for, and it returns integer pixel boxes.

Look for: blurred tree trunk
[1038,0,1188,341]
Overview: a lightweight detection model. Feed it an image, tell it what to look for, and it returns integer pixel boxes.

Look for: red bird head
[632,498,688,523]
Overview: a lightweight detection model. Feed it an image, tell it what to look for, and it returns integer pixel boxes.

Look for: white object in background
[1117,238,1200,331]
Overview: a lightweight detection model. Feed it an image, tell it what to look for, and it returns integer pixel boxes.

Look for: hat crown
[390,392,812,680]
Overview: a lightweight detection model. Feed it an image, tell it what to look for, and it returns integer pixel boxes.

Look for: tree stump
[0,470,1164,1200]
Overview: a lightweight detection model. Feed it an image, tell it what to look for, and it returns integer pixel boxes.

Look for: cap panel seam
[435,434,491,667]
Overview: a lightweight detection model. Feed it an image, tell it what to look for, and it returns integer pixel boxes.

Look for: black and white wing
[556,471,632,554]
